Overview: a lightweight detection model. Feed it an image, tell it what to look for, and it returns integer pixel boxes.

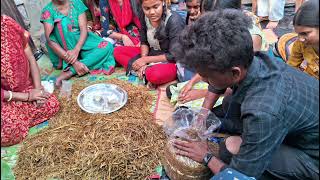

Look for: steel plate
[77,83,128,114]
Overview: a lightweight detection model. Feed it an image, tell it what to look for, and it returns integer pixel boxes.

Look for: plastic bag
[41,80,55,94]
[162,107,221,180]
[163,107,221,141]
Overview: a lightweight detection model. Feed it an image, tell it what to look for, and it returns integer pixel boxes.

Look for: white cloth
[257,0,285,21]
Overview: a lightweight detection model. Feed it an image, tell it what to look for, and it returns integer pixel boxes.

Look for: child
[186,0,201,24]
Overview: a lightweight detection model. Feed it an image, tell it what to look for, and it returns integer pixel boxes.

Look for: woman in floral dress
[41,0,116,86]
[1,15,60,147]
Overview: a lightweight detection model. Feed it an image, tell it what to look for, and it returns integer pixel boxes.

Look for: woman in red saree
[99,0,141,46]
[1,15,60,147]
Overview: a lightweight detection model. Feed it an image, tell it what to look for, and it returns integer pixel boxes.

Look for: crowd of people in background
[1,0,318,179]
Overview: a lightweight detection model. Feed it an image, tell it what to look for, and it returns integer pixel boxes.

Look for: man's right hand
[73,61,89,76]
[173,139,209,163]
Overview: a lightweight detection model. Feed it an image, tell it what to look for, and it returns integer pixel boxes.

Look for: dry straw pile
[14,79,167,180]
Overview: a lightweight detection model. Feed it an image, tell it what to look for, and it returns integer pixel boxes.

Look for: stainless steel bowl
[77,83,128,114]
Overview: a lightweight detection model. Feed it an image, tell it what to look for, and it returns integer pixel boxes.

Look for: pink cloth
[114,46,177,85]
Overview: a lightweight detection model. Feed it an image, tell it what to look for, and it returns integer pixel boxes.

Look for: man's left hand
[173,140,209,163]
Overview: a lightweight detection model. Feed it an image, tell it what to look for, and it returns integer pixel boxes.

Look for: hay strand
[14,79,166,180]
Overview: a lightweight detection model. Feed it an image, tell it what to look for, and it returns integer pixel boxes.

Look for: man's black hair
[174,9,254,73]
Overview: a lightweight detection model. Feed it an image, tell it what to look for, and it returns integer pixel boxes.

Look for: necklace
[53,0,76,31]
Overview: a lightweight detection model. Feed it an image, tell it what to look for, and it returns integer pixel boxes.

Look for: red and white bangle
[95,30,102,37]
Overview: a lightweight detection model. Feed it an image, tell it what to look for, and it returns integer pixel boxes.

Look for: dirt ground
[243,3,296,37]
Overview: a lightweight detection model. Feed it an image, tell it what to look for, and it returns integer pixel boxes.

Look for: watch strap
[203,152,214,166]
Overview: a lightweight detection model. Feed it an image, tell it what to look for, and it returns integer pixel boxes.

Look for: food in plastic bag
[162,107,221,180]
[164,107,196,136]
[163,107,221,140]
[162,138,212,180]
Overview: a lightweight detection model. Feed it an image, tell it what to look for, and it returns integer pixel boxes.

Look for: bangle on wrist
[71,60,77,65]
[95,30,102,37]
[63,53,68,60]
[7,91,13,102]
[27,92,31,101]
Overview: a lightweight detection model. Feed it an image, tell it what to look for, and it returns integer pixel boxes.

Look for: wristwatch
[203,152,214,167]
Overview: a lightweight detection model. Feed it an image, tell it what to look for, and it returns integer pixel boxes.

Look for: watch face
[203,153,213,165]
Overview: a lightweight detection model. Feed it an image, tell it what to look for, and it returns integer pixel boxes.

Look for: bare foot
[258,16,269,22]
[55,71,74,87]
[266,21,279,29]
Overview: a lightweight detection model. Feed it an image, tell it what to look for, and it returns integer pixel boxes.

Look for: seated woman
[1,15,60,147]
[99,0,141,46]
[41,0,116,86]
[113,0,186,87]
[168,0,268,104]
[287,1,319,80]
